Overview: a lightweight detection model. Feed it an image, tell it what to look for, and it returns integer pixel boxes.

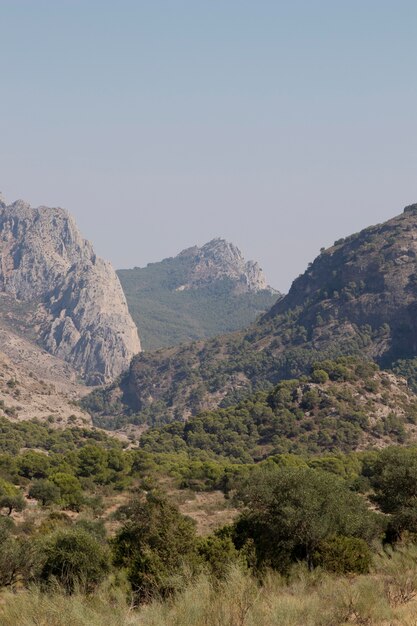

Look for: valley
[1,197,417,625]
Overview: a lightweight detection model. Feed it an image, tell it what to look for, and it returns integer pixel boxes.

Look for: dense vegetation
[118,258,277,351]
[3,429,417,624]
[136,357,417,457]
[84,326,387,426]
[2,411,417,624]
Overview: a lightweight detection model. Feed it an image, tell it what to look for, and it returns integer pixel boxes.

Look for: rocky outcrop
[177,238,275,293]
[0,196,141,384]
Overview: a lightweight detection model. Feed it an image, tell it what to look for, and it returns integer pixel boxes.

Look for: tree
[370,447,417,541]
[370,447,417,513]
[49,473,83,510]
[0,518,30,587]
[36,528,110,593]
[113,491,198,602]
[77,445,108,482]
[0,479,26,516]
[17,451,50,479]
[311,369,329,384]
[29,479,60,506]
[234,465,380,571]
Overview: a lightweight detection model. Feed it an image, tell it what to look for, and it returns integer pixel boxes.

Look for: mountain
[0,196,141,384]
[117,238,279,351]
[86,202,417,426]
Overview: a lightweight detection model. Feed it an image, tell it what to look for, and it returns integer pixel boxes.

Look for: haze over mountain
[118,238,279,351]
[87,202,417,425]
[0,195,141,385]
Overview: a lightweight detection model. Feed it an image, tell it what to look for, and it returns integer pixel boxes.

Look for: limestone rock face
[177,238,274,293]
[0,196,141,384]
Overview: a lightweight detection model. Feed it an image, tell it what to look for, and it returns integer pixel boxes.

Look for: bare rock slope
[0,196,141,384]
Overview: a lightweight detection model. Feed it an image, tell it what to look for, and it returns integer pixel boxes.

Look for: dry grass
[4,547,417,625]
[176,490,238,535]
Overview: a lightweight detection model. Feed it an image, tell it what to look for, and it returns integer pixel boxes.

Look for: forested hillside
[139,357,417,460]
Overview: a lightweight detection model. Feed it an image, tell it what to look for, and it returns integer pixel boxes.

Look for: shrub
[197,529,240,578]
[29,480,60,506]
[113,491,198,602]
[311,369,329,384]
[0,479,26,516]
[313,535,372,574]
[36,528,110,594]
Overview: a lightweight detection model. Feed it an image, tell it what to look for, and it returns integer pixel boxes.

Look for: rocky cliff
[0,196,141,384]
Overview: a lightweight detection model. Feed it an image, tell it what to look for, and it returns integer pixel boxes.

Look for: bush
[113,491,198,602]
[311,369,329,384]
[36,528,110,594]
[49,473,83,510]
[313,535,372,574]
[0,479,26,516]
[197,529,240,578]
[29,480,60,506]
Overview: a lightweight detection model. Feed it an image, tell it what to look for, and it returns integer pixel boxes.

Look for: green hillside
[139,357,417,460]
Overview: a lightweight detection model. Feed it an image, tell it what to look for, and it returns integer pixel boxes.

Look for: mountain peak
[177,238,275,294]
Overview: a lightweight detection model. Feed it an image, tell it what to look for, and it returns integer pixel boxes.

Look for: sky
[1,1,416,292]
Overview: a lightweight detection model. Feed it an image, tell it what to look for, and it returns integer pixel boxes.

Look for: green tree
[29,479,60,506]
[113,491,198,602]
[234,465,380,571]
[49,473,83,510]
[17,451,50,479]
[0,518,29,587]
[0,479,26,516]
[36,528,110,593]
[370,447,417,513]
[370,447,417,541]
[77,445,108,483]
[311,369,329,384]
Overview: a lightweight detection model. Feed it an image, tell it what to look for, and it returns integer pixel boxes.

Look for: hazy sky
[1,1,416,291]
